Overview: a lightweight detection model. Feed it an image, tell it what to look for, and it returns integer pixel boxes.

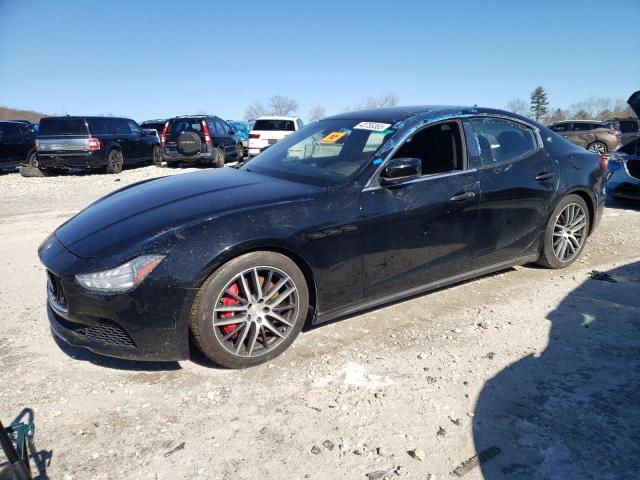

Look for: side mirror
[379,157,422,186]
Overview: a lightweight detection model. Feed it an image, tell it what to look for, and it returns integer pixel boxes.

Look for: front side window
[127,120,142,135]
[392,121,464,175]
[469,117,538,166]
[572,122,593,132]
[550,123,570,132]
[244,119,394,185]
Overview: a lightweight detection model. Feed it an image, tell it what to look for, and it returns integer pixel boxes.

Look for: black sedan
[39,106,606,368]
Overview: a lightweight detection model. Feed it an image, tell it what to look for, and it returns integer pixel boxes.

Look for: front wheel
[105,149,123,174]
[189,251,309,368]
[537,194,590,269]
[587,141,607,155]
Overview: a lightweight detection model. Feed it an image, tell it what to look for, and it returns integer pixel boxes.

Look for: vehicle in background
[605,117,639,146]
[607,90,640,200]
[247,116,303,157]
[0,120,36,171]
[548,120,621,154]
[160,115,243,168]
[28,116,162,176]
[140,119,166,137]
[227,120,253,159]
[39,105,606,367]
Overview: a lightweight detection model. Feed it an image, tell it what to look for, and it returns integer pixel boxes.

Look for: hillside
[0,105,48,122]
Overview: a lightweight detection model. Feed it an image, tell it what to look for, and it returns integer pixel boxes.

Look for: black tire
[537,194,590,269]
[236,144,245,161]
[215,148,225,168]
[25,149,37,167]
[151,145,163,166]
[587,141,607,155]
[189,251,309,368]
[19,165,48,177]
[105,149,123,174]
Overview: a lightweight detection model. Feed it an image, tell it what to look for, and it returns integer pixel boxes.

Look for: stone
[311,445,322,455]
[410,448,426,461]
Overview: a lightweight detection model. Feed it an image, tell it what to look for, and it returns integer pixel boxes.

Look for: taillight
[35,139,40,151]
[249,133,260,139]
[202,120,212,145]
[88,138,101,150]
[598,153,607,171]
[161,121,168,145]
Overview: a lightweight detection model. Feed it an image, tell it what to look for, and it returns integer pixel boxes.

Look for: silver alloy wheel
[588,142,606,154]
[552,202,588,262]
[212,266,299,357]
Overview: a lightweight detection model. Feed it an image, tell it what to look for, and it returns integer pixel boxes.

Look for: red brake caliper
[220,283,240,340]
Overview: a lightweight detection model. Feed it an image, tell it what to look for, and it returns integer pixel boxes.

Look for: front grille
[47,271,68,312]
[65,319,136,347]
[627,160,640,180]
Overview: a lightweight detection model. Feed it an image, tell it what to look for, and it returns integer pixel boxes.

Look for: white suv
[247,116,303,157]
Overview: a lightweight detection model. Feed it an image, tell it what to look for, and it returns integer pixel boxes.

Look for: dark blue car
[607,91,640,200]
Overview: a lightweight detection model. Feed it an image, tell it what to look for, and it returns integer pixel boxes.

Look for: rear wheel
[189,251,309,368]
[151,145,163,166]
[105,149,123,174]
[587,141,607,154]
[215,148,225,168]
[537,194,590,269]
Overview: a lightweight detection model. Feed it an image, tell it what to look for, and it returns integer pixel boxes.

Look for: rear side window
[572,123,593,131]
[87,118,111,135]
[38,117,88,135]
[0,123,20,135]
[469,117,539,166]
[109,119,130,135]
[253,119,295,131]
[619,121,639,133]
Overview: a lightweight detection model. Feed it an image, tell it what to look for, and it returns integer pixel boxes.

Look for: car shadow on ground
[52,335,181,372]
[0,408,52,479]
[473,261,640,478]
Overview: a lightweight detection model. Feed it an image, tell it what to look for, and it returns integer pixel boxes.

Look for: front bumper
[40,235,192,361]
[607,162,640,200]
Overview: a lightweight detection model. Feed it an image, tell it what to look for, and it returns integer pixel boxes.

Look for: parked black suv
[605,117,640,146]
[161,115,243,167]
[32,116,162,175]
[140,119,166,136]
[0,120,36,171]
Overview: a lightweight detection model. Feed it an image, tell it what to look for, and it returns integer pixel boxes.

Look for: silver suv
[548,120,622,154]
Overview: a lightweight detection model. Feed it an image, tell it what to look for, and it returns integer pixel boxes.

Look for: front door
[360,120,480,300]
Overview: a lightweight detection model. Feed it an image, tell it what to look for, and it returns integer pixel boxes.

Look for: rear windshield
[38,117,88,136]
[168,118,202,135]
[253,119,295,131]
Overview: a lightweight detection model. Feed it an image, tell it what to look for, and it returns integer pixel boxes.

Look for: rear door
[110,119,136,161]
[215,119,236,157]
[466,116,557,268]
[126,119,147,160]
[0,123,23,164]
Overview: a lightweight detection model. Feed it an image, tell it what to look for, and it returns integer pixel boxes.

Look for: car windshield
[253,119,295,131]
[38,117,88,136]
[243,118,395,186]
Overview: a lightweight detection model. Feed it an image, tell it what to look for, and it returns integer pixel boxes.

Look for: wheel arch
[553,187,596,235]
[195,241,319,318]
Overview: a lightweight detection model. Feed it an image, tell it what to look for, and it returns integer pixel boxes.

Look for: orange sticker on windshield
[321,131,347,144]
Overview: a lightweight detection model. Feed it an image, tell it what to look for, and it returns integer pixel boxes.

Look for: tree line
[507,87,636,125]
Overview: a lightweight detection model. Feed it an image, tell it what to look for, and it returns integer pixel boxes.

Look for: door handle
[449,191,476,202]
[535,172,555,182]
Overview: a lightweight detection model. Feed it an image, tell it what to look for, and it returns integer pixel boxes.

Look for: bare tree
[244,95,299,120]
[347,92,399,111]
[506,99,529,116]
[267,96,299,116]
[307,105,325,122]
[244,101,269,120]
[546,108,568,124]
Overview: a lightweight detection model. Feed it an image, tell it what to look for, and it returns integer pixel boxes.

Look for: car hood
[56,168,324,258]
[628,90,640,119]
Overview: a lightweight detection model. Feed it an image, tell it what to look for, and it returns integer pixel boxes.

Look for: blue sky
[1,0,638,121]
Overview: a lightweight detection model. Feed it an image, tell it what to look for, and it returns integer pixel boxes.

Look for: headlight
[75,255,165,292]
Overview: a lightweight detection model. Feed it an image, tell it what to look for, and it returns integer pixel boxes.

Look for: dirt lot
[1,165,639,480]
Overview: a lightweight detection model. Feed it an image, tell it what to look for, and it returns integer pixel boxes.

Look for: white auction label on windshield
[353,122,392,131]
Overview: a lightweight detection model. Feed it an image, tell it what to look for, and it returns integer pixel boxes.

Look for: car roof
[255,116,300,120]
[325,105,506,124]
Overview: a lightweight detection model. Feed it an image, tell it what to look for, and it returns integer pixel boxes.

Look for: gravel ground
[1,165,639,479]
